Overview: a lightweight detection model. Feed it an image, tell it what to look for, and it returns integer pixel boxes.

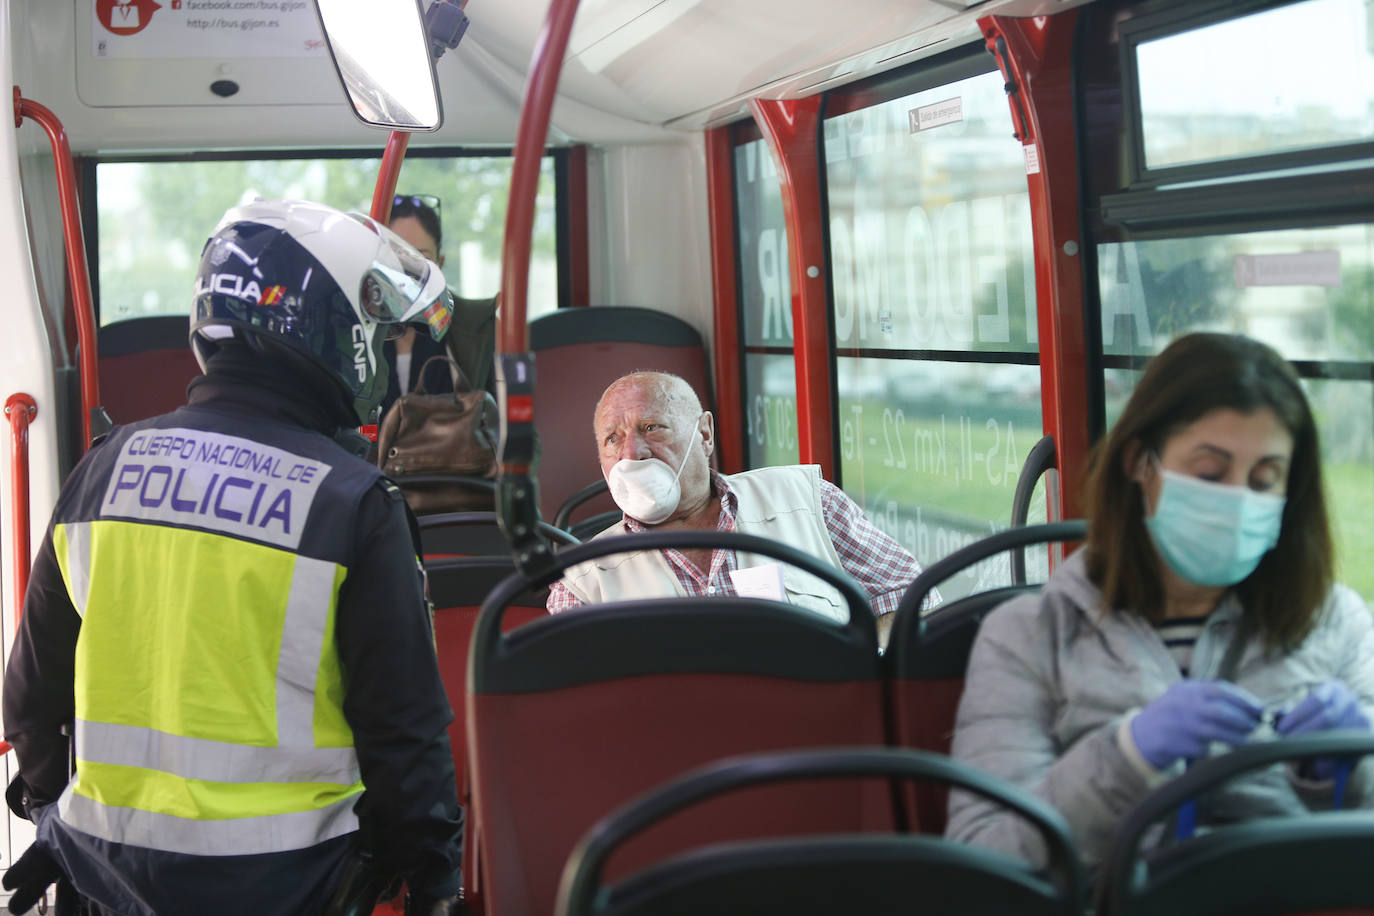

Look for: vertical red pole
[6,392,37,633]
[980,12,1089,521]
[498,0,582,354]
[369,130,412,223]
[16,92,98,450]
[705,125,744,474]
[749,97,835,481]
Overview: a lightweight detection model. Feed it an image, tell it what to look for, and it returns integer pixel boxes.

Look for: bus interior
[1,0,1372,912]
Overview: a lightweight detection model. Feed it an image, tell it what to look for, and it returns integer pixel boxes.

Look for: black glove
[405,888,464,916]
[321,854,402,916]
[2,843,64,914]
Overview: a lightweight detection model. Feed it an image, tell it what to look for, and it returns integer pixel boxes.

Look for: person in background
[546,371,939,646]
[947,332,1374,869]
[382,194,498,410]
[383,194,454,413]
[1,199,463,915]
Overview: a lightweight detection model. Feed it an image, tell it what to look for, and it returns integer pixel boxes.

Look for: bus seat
[1096,733,1374,916]
[418,510,578,560]
[96,316,200,425]
[466,531,888,916]
[556,747,1086,916]
[528,306,710,524]
[886,521,1088,834]
[427,556,548,916]
[553,479,620,541]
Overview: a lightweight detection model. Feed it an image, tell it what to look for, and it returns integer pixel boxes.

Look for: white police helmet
[191,198,452,424]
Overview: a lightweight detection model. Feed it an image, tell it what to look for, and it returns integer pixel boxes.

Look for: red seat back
[428,558,548,796]
[97,316,201,425]
[528,306,710,524]
[469,604,888,916]
[885,522,1086,834]
[427,557,547,916]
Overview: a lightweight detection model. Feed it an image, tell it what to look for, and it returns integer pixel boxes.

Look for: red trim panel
[704,126,744,474]
[980,13,1091,521]
[749,97,835,480]
[567,144,591,308]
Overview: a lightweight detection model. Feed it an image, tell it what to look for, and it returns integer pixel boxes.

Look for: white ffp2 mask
[606,431,697,525]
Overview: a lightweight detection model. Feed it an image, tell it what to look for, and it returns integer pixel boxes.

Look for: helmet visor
[351,213,453,341]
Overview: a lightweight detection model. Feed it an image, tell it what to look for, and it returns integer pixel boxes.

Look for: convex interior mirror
[313,0,444,131]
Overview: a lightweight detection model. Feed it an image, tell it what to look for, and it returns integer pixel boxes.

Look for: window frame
[82,146,571,325]
[1117,0,1374,191]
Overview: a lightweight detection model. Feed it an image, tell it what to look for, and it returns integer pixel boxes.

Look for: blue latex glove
[1130,679,1263,771]
[1275,679,1371,781]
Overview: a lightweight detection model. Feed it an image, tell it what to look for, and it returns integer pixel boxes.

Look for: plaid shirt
[547,474,939,615]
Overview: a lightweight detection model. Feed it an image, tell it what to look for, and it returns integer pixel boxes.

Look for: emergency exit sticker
[1234,251,1341,287]
[909,97,963,133]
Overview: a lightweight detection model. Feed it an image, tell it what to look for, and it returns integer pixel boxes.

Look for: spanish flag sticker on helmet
[423,291,453,340]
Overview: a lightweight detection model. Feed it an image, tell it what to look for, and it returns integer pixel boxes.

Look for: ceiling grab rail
[492,0,582,578]
[13,90,106,451]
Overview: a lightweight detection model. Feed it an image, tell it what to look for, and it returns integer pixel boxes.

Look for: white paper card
[1023,143,1041,175]
[729,564,786,602]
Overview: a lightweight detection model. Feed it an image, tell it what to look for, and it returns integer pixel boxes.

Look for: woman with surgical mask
[947,332,1374,871]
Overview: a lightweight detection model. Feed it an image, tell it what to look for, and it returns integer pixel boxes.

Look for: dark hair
[389,195,442,250]
[1084,333,1332,650]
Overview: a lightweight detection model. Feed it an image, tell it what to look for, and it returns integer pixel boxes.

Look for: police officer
[2,199,463,915]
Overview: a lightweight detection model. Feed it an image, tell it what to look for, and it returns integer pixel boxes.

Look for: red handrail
[14,90,99,451]
[6,392,37,633]
[369,130,412,224]
[497,0,582,354]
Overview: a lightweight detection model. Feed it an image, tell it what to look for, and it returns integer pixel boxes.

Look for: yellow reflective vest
[49,415,381,856]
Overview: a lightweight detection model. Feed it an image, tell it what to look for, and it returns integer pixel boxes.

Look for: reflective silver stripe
[276,556,338,747]
[57,782,360,856]
[63,522,93,618]
[74,719,360,785]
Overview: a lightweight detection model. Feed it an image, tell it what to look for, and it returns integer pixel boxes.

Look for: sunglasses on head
[393,194,440,214]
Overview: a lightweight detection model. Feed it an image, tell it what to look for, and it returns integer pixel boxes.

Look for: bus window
[822,52,1043,599]
[1131,0,1374,175]
[94,152,560,327]
[734,130,801,468]
[1086,0,1374,607]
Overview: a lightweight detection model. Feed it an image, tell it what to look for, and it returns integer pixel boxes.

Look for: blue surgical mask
[1144,467,1286,587]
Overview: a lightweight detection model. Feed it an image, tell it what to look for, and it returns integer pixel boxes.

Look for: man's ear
[700,411,715,457]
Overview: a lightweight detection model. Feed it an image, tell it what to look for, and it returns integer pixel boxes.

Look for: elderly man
[546,371,938,640]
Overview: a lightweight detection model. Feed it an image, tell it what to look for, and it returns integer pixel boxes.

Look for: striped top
[1155,615,1210,676]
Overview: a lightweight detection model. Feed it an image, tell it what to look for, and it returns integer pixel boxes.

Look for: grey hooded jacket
[946,550,1374,869]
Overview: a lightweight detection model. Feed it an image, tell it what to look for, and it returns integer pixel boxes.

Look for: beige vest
[560,465,852,620]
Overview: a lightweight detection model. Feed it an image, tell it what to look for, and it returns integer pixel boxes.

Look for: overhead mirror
[313,0,443,131]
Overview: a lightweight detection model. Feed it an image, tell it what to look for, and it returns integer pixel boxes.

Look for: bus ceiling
[38,0,1098,153]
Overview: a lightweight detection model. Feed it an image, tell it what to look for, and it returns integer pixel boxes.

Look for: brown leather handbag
[376,356,498,515]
